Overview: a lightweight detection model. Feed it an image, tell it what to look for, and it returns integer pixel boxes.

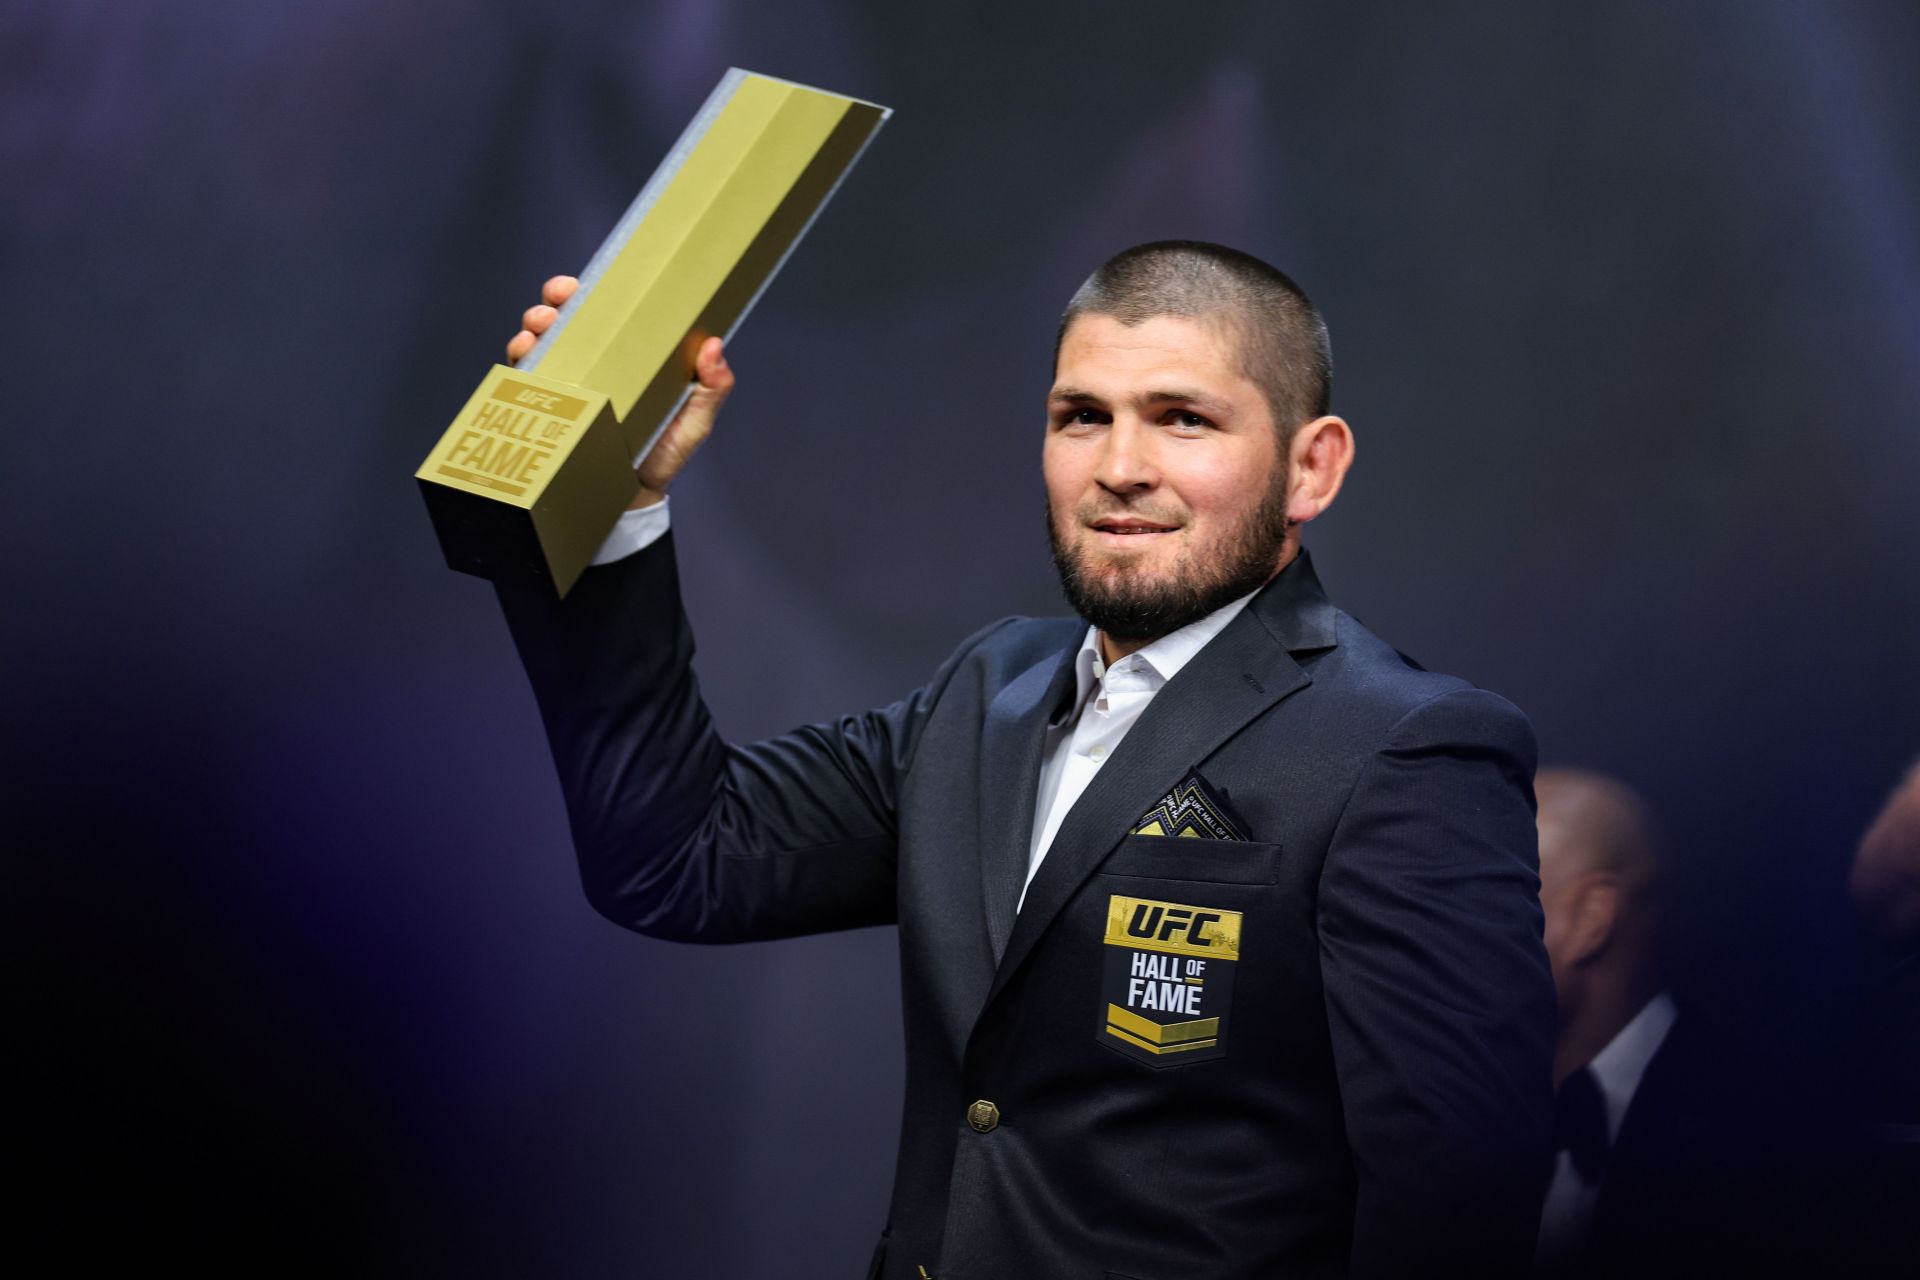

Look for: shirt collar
[1587,990,1678,1144]
[1053,590,1260,728]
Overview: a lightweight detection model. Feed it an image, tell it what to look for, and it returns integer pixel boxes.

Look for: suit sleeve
[496,532,1005,944]
[1316,687,1556,1279]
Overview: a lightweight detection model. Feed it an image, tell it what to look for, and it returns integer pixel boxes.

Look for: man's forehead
[1059,307,1240,350]
[1054,311,1253,388]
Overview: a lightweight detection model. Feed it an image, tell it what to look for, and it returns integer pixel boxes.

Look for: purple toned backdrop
[7,1,1916,1272]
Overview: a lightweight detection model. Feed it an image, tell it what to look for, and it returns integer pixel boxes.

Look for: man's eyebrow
[1139,387,1233,414]
[1048,386,1233,414]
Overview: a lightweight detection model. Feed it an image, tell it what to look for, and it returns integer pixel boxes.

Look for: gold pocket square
[1132,773,1248,841]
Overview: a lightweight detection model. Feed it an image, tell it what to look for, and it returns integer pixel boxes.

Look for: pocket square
[1132,772,1248,841]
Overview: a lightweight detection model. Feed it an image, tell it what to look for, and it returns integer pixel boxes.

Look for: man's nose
[1094,419,1157,494]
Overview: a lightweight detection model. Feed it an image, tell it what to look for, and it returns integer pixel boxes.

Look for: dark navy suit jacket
[500,536,1556,1280]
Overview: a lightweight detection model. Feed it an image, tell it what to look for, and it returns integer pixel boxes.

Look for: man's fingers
[631,337,733,504]
[691,336,733,394]
[508,304,558,364]
[504,276,576,364]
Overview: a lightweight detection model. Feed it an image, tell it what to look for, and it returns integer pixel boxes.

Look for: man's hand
[507,274,735,510]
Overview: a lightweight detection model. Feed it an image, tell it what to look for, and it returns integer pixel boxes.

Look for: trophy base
[416,365,638,596]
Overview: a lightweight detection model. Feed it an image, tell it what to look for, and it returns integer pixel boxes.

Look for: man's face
[1045,312,1293,642]
[1535,815,1584,1007]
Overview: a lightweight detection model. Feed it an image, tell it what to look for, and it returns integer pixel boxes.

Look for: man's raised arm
[493,276,979,943]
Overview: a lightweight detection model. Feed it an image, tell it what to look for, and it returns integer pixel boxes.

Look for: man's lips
[1085,516,1181,548]
[1089,517,1179,536]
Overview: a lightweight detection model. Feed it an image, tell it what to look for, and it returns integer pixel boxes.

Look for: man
[1532,768,1824,1278]
[1531,768,1674,1275]
[1851,760,1920,943]
[1849,760,1920,1255]
[499,242,1555,1278]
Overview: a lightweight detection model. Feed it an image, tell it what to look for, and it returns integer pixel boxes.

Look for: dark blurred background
[6,0,1916,1273]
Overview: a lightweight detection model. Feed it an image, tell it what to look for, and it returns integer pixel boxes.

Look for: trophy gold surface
[417,70,890,595]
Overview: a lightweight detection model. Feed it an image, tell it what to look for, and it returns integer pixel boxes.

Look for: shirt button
[967,1099,1000,1133]
[1090,744,1108,761]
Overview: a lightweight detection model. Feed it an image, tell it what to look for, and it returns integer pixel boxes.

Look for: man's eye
[1063,408,1107,426]
[1168,410,1212,429]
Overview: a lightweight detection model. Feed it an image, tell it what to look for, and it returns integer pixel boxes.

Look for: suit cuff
[591,496,671,565]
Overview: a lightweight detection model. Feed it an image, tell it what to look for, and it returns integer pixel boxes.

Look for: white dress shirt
[592,498,673,565]
[594,503,1259,910]
[1534,990,1679,1265]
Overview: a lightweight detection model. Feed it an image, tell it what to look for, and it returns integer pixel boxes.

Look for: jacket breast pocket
[1098,833,1281,885]
[1094,837,1278,1069]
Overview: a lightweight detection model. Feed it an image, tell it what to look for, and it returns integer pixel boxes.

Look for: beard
[1048,470,1293,644]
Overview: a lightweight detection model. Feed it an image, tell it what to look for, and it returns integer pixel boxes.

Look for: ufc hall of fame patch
[1099,894,1242,1065]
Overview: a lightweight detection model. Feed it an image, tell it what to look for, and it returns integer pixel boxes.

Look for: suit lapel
[976,644,1079,963]
[982,550,1340,1008]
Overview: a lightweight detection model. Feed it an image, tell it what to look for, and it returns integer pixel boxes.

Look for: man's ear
[1287,416,1354,526]
[1565,876,1622,967]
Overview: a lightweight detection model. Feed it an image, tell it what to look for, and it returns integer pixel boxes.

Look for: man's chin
[1075,536,1176,573]
[1075,557,1177,597]
[1059,564,1205,637]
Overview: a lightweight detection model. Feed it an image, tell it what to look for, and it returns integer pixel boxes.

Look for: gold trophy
[417,70,890,595]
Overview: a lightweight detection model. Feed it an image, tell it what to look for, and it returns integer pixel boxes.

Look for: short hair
[1055,241,1332,432]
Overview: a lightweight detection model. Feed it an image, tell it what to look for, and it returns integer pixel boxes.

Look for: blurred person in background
[1851,759,1920,944]
[1848,759,1920,1260]
[1533,767,1823,1278]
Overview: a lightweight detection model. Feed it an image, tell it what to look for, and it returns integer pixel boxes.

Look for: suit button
[966,1099,1000,1133]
